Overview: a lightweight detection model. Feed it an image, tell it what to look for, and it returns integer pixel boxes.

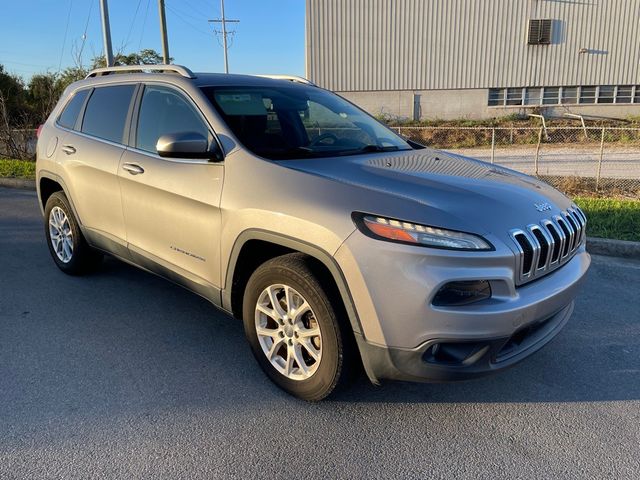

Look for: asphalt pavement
[1,186,639,479]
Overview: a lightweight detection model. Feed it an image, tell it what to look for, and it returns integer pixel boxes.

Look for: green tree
[55,66,89,92]
[0,64,27,127]
[26,72,62,124]
[90,48,171,69]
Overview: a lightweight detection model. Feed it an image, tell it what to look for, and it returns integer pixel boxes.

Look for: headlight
[354,214,493,251]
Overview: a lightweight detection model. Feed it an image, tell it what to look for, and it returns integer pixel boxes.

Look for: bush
[0,158,36,179]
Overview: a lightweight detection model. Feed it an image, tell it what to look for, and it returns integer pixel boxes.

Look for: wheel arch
[223,230,363,339]
[37,171,83,227]
[224,230,384,383]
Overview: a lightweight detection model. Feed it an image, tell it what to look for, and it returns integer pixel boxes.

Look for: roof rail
[254,74,316,86]
[85,64,196,79]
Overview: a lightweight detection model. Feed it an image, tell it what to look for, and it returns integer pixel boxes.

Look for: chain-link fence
[392,126,640,198]
[4,126,640,198]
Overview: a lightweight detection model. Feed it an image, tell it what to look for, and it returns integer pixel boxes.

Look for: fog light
[432,280,491,306]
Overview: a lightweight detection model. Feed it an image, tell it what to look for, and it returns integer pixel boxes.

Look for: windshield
[200,84,412,160]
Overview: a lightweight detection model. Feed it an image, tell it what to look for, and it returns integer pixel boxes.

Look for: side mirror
[156,132,223,161]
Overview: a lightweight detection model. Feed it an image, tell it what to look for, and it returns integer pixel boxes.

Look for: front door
[118,84,224,290]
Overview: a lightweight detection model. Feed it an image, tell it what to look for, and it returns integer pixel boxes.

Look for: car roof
[191,73,311,88]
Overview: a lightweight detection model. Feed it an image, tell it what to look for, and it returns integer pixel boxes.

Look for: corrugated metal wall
[306,0,640,91]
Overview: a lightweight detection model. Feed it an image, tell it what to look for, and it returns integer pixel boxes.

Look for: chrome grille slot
[569,208,584,243]
[556,217,572,257]
[544,221,562,263]
[510,207,587,286]
[530,227,550,269]
[574,207,587,224]
[513,232,534,276]
[564,213,579,251]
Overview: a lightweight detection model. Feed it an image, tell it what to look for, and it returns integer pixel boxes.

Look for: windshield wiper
[334,144,403,156]
[267,146,321,160]
[359,144,401,152]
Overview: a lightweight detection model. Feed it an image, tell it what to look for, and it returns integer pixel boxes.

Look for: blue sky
[0,0,306,80]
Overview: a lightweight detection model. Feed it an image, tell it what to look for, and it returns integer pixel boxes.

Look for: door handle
[61,145,76,155]
[122,163,145,175]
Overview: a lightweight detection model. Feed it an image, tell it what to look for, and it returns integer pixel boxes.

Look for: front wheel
[242,254,354,401]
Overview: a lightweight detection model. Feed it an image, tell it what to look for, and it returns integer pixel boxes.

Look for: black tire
[44,191,102,275]
[242,253,355,401]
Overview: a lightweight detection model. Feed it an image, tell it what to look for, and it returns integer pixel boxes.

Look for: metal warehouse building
[305,0,640,120]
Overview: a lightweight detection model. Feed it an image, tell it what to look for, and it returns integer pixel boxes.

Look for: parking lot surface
[1,187,639,479]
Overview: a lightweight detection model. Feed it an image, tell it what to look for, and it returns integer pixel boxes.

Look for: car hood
[282,148,574,236]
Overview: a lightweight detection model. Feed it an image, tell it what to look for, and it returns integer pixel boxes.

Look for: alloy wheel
[49,206,74,263]
[254,284,322,380]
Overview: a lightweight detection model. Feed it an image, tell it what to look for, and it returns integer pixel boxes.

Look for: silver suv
[36,65,591,401]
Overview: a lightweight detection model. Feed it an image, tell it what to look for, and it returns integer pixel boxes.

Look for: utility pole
[99,0,114,67]
[208,0,239,73]
[158,0,170,64]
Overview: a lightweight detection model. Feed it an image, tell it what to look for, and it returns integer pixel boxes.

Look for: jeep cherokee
[36,65,591,401]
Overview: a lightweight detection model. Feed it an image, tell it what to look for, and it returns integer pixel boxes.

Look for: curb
[0,176,638,259]
[586,237,640,260]
[0,177,36,190]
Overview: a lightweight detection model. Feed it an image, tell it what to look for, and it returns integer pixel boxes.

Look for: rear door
[118,83,224,289]
[57,84,136,249]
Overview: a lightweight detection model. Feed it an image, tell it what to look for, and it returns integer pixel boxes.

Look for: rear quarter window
[57,89,89,130]
[81,85,136,144]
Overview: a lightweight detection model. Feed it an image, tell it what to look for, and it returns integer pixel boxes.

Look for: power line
[165,0,212,30]
[165,4,214,38]
[180,0,211,20]
[58,0,74,72]
[1,59,57,69]
[74,0,95,67]
[139,0,152,50]
[124,0,144,48]
[82,1,94,39]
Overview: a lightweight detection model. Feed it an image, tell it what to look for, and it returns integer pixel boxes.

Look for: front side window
[200,85,411,160]
[136,85,209,153]
[81,85,136,143]
[58,89,89,130]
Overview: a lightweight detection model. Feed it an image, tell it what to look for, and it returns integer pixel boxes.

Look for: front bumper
[334,229,590,384]
[355,301,573,383]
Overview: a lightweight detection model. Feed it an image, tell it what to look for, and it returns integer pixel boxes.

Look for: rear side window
[81,85,136,144]
[136,85,209,153]
[57,89,89,129]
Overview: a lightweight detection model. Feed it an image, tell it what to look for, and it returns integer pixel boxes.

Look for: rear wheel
[44,191,102,274]
[242,253,354,401]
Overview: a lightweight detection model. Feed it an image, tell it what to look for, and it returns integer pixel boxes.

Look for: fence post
[534,127,543,176]
[490,128,495,164]
[596,127,605,191]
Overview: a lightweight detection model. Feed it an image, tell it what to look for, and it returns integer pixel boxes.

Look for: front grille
[510,206,586,285]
